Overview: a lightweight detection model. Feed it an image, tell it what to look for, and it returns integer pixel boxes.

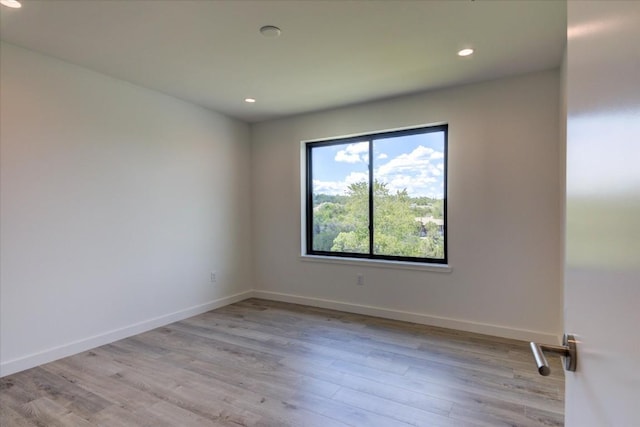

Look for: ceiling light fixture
[260,25,281,38]
[0,0,22,8]
[458,48,474,57]
[244,98,256,103]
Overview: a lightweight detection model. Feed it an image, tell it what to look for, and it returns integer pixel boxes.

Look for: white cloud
[345,171,368,185]
[312,171,368,195]
[335,151,360,163]
[315,144,445,198]
[312,179,344,195]
[335,142,369,163]
[375,145,445,198]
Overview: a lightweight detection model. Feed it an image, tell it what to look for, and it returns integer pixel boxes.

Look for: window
[305,125,447,264]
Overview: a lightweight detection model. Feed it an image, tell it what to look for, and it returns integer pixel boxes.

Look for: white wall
[0,41,563,376]
[0,43,253,376]
[251,70,563,342]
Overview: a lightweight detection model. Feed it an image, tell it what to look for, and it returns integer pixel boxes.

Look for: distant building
[415,216,445,236]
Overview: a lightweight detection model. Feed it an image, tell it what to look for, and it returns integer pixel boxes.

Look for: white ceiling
[0,0,566,123]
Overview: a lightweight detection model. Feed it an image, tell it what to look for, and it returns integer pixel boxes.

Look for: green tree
[373,186,423,256]
[431,199,444,219]
[423,221,445,258]
[330,182,370,253]
[330,181,443,258]
[312,202,348,251]
[314,181,444,259]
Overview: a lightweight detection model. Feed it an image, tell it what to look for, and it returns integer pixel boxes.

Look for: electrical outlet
[210,271,217,283]
[357,274,364,286]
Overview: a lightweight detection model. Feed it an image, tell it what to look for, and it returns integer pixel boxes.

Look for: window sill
[299,255,452,273]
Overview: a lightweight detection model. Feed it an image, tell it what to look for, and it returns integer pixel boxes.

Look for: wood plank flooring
[0,298,564,426]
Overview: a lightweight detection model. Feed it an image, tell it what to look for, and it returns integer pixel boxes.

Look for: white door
[564,1,640,426]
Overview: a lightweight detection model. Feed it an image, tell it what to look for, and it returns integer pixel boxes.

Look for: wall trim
[253,290,560,344]
[0,290,254,377]
[299,255,452,273]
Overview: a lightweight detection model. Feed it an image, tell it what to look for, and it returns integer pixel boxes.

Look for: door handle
[530,334,577,376]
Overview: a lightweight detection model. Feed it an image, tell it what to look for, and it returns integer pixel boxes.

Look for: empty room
[1,1,638,426]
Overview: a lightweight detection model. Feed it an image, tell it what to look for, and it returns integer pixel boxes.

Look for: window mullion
[368,139,374,256]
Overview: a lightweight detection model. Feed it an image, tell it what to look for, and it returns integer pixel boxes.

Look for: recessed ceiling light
[0,0,22,8]
[244,98,256,103]
[458,48,474,57]
[260,25,281,38]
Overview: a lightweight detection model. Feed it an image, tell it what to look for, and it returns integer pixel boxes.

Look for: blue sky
[312,132,445,198]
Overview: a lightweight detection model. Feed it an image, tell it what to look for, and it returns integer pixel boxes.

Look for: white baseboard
[0,290,254,377]
[252,290,560,344]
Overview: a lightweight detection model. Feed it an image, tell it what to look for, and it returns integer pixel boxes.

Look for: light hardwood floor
[0,298,564,426]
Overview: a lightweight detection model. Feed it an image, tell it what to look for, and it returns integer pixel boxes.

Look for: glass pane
[372,131,445,259]
[311,142,370,253]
